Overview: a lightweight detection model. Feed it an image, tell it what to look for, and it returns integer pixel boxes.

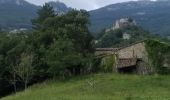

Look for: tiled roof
[117,58,137,68]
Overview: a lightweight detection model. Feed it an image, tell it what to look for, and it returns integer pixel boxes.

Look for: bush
[99,54,116,72]
[145,39,170,74]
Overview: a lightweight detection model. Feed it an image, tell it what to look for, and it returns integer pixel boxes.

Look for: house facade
[95,41,153,75]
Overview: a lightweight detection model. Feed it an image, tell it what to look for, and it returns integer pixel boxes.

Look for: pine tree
[32,3,55,29]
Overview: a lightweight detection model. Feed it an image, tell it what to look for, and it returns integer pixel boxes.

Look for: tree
[42,10,94,54]
[32,3,55,29]
[31,9,94,78]
[15,53,34,89]
[0,55,4,77]
[9,64,17,93]
[46,38,82,78]
[0,32,26,93]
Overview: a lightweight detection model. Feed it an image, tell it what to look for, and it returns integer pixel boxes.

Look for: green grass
[1,73,170,100]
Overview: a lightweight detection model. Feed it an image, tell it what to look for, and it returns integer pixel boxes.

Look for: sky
[26,0,140,11]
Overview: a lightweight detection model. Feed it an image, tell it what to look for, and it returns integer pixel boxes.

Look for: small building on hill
[123,33,131,40]
[105,17,136,33]
[114,17,136,30]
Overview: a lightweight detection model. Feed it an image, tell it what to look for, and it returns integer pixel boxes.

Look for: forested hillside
[95,17,151,47]
[90,0,170,35]
[1,0,170,36]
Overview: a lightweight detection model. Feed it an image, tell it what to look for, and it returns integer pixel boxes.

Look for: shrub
[99,54,116,72]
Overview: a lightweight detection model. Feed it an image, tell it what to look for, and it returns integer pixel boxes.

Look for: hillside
[2,0,170,35]
[48,1,72,15]
[90,0,170,35]
[0,0,70,30]
[96,21,150,48]
[2,73,170,100]
[0,0,39,30]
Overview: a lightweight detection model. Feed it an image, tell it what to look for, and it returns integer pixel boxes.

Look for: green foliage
[0,32,26,77]
[32,3,55,29]
[15,53,34,89]
[96,26,150,48]
[0,8,95,96]
[100,54,116,72]
[0,55,4,77]
[31,9,94,78]
[145,39,170,74]
[46,38,82,76]
[42,9,94,54]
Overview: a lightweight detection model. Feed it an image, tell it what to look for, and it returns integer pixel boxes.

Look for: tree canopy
[0,6,95,96]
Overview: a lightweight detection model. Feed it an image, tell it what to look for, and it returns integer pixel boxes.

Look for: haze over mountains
[0,0,170,35]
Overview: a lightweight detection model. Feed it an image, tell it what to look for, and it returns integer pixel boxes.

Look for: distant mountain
[48,1,72,15]
[89,0,170,35]
[0,0,39,30]
[0,0,71,30]
[3,0,170,36]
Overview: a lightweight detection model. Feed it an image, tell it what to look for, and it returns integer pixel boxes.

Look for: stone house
[123,32,131,40]
[116,41,152,74]
[95,40,153,75]
[113,17,136,30]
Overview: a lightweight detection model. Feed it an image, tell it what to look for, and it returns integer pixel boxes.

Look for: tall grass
[1,73,170,100]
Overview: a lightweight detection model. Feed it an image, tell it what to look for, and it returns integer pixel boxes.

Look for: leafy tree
[46,38,82,78]
[0,7,96,95]
[15,53,34,89]
[0,32,34,92]
[0,33,22,78]
[6,41,31,92]
[32,3,55,29]
[9,64,17,93]
[31,9,94,77]
[42,10,94,54]
[0,55,4,77]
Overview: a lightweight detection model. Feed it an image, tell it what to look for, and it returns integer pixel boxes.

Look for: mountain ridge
[0,0,39,30]
[0,0,70,30]
[89,0,170,35]
[1,0,170,36]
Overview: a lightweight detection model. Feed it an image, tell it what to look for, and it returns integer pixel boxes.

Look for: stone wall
[117,41,153,75]
[117,42,147,59]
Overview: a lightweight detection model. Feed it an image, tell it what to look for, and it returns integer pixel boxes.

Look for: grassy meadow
[1,73,170,100]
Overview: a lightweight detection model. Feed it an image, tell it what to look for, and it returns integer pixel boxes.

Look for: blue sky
[26,0,140,10]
